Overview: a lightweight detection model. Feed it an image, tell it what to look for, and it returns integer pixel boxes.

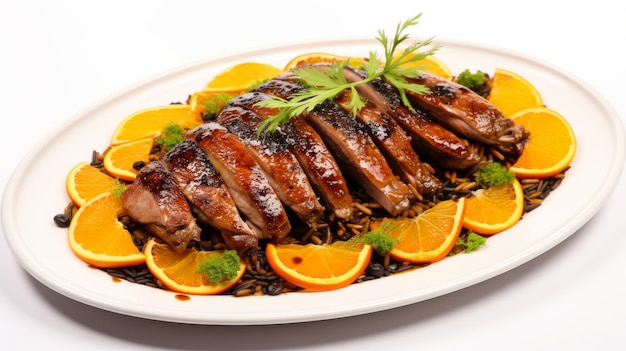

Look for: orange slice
[66,161,117,207]
[372,198,466,264]
[463,178,524,235]
[144,238,246,295]
[283,52,368,71]
[205,62,283,92]
[188,89,237,119]
[488,68,543,117]
[111,104,202,146]
[394,52,453,80]
[68,192,146,268]
[103,137,153,182]
[509,107,576,178]
[266,240,373,291]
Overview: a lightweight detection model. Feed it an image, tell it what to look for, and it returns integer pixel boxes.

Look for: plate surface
[2,37,624,325]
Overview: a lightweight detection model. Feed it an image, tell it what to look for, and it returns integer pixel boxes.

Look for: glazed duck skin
[404,71,529,155]
[187,123,292,241]
[120,161,201,252]
[162,140,258,255]
[215,102,325,226]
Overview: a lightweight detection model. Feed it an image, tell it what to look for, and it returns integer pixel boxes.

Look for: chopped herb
[111,179,126,199]
[156,122,185,151]
[196,250,241,285]
[474,162,515,187]
[257,13,438,132]
[457,69,486,89]
[453,231,487,254]
[362,224,399,255]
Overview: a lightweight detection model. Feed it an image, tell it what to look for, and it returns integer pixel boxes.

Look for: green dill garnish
[196,250,241,285]
[155,122,185,151]
[111,179,126,199]
[204,92,235,118]
[256,13,438,132]
[361,223,399,255]
[452,231,486,254]
[457,69,486,90]
[474,162,515,187]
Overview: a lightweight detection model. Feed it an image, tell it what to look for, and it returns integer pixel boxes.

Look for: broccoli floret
[453,231,487,254]
[474,162,515,187]
[362,224,399,256]
[457,69,486,90]
[155,122,185,152]
[196,250,241,284]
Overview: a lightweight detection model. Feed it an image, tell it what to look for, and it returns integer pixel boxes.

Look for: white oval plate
[2,38,624,325]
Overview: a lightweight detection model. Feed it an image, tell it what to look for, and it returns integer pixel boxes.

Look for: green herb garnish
[204,92,236,118]
[156,122,185,151]
[474,162,515,187]
[361,223,399,256]
[453,231,487,254]
[457,69,486,90]
[257,13,438,132]
[111,179,126,199]
[196,250,241,285]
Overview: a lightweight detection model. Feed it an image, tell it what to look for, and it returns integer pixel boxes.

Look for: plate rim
[3,36,625,325]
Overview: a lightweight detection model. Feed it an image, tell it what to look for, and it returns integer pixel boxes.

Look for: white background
[1,0,625,350]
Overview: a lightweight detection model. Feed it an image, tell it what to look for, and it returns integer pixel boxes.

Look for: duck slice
[403,71,529,155]
[251,82,353,219]
[215,102,324,226]
[343,68,481,170]
[120,161,201,252]
[186,122,291,241]
[162,140,258,255]
[333,88,442,197]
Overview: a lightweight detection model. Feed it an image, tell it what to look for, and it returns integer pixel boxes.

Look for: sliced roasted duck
[120,161,201,252]
[252,81,354,219]
[215,101,325,226]
[162,140,258,255]
[186,122,292,241]
[403,71,529,155]
[333,88,442,197]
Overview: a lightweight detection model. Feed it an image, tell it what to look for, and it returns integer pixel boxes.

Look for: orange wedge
[509,107,576,178]
[103,137,153,182]
[68,192,146,268]
[144,238,246,295]
[111,104,202,146]
[283,52,368,71]
[266,240,373,291]
[488,68,543,117]
[463,178,524,235]
[205,62,283,92]
[66,161,118,207]
[372,198,466,264]
[394,52,453,80]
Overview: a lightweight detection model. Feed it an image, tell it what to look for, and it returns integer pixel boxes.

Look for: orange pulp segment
[205,62,283,92]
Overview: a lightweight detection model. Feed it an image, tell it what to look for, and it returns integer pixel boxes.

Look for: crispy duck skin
[120,161,201,252]
[251,82,354,219]
[343,68,481,170]
[162,140,258,255]
[333,88,442,197]
[215,102,325,226]
[403,71,529,155]
[186,122,292,241]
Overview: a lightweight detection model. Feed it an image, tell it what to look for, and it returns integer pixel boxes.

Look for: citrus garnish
[394,52,453,80]
[283,52,368,71]
[463,178,524,235]
[144,238,246,295]
[509,107,577,178]
[204,62,283,92]
[111,104,202,146]
[372,198,466,264]
[103,137,153,182]
[68,192,146,268]
[66,161,117,207]
[488,68,543,117]
[265,240,373,291]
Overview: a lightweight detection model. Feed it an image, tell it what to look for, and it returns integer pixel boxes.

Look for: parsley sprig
[257,13,438,132]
